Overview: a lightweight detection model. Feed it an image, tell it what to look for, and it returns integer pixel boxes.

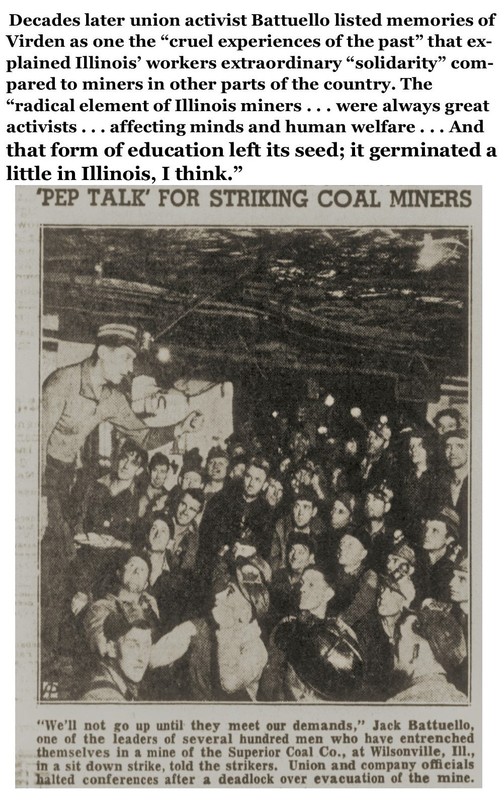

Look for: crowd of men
[41,324,470,704]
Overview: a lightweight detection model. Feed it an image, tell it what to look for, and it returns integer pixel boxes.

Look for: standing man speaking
[42,324,202,475]
[40,322,203,667]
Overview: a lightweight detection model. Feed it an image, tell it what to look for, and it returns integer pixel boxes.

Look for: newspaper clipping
[16,184,480,787]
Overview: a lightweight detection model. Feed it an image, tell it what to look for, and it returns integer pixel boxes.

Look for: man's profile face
[450,569,469,604]
[298,569,331,613]
[175,493,202,527]
[116,627,152,684]
[150,463,169,490]
[422,519,449,551]
[243,465,267,498]
[99,344,136,385]
[444,436,468,470]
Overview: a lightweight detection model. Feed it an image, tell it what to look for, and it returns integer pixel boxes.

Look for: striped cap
[96,323,140,353]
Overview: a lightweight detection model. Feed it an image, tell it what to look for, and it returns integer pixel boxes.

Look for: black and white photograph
[39,214,471,704]
[16,186,480,787]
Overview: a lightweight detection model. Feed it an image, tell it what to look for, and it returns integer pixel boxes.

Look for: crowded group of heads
[65,398,469,703]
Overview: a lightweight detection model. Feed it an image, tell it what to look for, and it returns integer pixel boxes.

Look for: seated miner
[197,456,273,577]
[318,491,356,569]
[448,549,469,694]
[416,508,461,603]
[138,514,199,700]
[80,615,154,702]
[137,451,173,519]
[203,445,230,498]
[41,321,205,601]
[140,513,193,634]
[360,483,400,574]
[75,438,147,547]
[437,428,469,548]
[267,534,317,630]
[260,566,363,702]
[269,487,323,574]
[396,430,439,545]
[359,416,396,494]
[163,488,205,574]
[449,549,469,636]
[164,461,205,517]
[263,473,286,517]
[327,529,378,629]
[386,603,467,704]
[81,551,159,658]
[149,559,270,701]
[70,440,149,599]
[354,573,416,701]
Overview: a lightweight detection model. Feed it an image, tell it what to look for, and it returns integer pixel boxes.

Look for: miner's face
[265,479,284,509]
[444,437,468,470]
[331,500,351,530]
[408,437,427,466]
[422,519,450,551]
[99,344,136,385]
[148,518,170,553]
[450,569,469,604]
[436,414,458,437]
[377,585,405,618]
[364,492,386,521]
[150,463,169,490]
[117,451,142,482]
[121,556,149,593]
[243,466,268,498]
[338,534,367,567]
[299,569,332,612]
[293,499,316,529]
[207,456,229,482]
[115,627,152,684]
[288,543,313,574]
[175,493,202,527]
